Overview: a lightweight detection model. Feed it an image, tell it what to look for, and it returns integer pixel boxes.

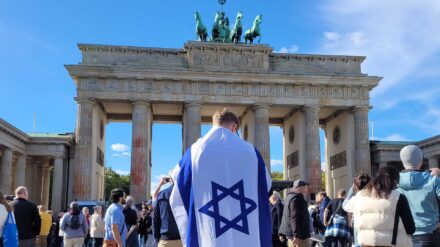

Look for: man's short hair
[38,205,46,211]
[338,189,347,197]
[110,188,125,203]
[212,108,240,128]
[15,186,27,196]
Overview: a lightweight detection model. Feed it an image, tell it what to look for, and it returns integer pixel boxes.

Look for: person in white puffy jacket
[343,166,415,247]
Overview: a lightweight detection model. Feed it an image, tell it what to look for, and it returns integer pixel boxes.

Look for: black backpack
[68,214,82,229]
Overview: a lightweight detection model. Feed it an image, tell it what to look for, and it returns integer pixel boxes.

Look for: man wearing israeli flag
[170,108,272,247]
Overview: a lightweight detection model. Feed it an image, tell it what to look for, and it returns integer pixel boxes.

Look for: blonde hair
[15,186,27,197]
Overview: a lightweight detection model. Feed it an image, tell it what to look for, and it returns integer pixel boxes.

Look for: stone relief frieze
[80,77,371,105]
[125,80,138,92]
[191,53,264,69]
[82,78,102,90]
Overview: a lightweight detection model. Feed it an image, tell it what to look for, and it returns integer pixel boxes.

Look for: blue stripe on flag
[255,149,272,247]
[177,148,193,212]
[177,148,200,247]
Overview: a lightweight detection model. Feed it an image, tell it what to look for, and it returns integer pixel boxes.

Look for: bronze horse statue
[230,11,243,44]
[244,14,262,44]
[195,11,208,42]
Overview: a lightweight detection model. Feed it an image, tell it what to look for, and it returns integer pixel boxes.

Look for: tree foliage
[271,171,284,181]
[104,167,130,201]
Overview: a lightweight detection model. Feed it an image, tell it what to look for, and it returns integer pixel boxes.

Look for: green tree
[104,167,130,201]
[271,171,284,181]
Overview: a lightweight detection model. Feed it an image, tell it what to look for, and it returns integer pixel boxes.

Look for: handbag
[324,199,350,238]
[2,212,18,247]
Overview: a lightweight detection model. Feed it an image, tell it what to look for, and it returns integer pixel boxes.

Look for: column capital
[303,105,320,112]
[131,101,151,106]
[75,98,96,105]
[352,105,371,112]
[253,104,270,110]
[185,101,202,108]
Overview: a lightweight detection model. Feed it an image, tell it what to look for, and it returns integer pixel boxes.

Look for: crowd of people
[0,186,155,247]
[1,109,440,247]
[273,144,440,247]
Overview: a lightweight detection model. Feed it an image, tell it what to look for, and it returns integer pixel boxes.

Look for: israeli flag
[170,126,272,247]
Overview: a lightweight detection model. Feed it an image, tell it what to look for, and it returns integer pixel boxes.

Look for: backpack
[68,214,82,229]
[3,211,19,247]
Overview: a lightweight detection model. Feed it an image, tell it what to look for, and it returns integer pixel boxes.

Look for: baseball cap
[293,179,309,188]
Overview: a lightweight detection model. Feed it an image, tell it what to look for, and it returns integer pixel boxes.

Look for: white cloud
[122,152,131,157]
[270,159,283,167]
[381,134,411,142]
[111,143,129,152]
[323,31,341,41]
[278,45,299,53]
[320,0,440,99]
[114,170,130,175]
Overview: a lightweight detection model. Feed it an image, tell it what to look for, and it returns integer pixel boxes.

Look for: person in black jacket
[137,204,152,247]
[270,192,286,247]
[10,186,41,247]
[278,180,311,247]
[153,183,181,247]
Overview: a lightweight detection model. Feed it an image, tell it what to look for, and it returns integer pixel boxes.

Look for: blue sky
[1,0,439,193]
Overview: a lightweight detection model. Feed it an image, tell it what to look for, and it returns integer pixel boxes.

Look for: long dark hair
[364,166,399,198]
[354,172,371,191]
[0,191,13,212]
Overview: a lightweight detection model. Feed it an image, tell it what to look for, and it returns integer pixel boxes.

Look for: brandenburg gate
[66,41,380,201]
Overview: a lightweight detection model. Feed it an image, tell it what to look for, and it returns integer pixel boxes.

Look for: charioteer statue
[194,0,262,44]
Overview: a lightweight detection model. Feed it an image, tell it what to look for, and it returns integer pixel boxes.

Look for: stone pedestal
[0,148,13,194]
[51,157,64,212]
[15,155,26,188]
[130,102,152,201]
[254,105,270,171]
[183,102,201,152]
[73,100,94,200]
[304,106,321,193]
[354,106,371,175]
[41,164,51,208]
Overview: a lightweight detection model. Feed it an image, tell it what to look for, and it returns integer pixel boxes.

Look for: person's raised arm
[153,178,167,200]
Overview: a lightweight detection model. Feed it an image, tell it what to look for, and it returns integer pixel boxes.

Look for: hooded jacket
[399,170,440,235]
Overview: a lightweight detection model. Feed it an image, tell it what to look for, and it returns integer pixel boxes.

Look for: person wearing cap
[399,145,440,247]
[278,180,311,247]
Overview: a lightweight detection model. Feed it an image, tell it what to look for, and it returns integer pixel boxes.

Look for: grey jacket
[60,212,89,239]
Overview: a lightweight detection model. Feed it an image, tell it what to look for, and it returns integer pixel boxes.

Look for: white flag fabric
[170,126,272,247]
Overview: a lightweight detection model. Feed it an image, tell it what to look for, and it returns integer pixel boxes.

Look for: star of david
[198,180,257,238]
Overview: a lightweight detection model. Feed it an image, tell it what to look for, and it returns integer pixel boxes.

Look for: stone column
[15,154,27,188]
[429,157,439,169]
[131,102,152,201]
[41,164,51,209]
[0,148,13,194]
[183,102,201,152]
[33,161,43,204]
[323,126,332,197]
[73,99,95,200]
[51,157,64,212]
[303,105,322,193]
[254,105,270,171]
[353,106,371,175]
